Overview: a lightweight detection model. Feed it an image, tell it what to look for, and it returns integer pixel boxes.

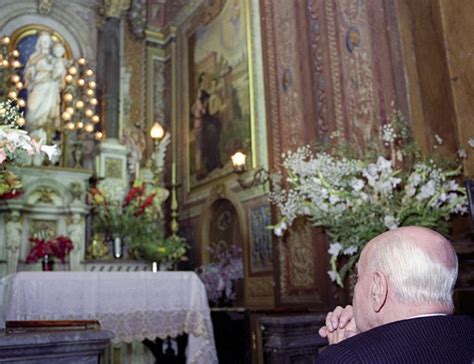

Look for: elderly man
[317,226,474,363]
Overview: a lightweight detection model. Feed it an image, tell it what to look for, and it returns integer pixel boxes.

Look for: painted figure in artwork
[201,78,224,175]
[191,72,208,179]
[23,32,66,141]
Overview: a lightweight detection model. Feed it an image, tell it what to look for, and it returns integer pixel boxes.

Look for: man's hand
[318,305,359,345]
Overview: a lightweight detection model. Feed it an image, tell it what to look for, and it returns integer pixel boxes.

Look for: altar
[0,271,218,364]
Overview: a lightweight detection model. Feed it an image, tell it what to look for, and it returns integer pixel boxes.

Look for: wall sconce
[149,120,166,185]
[150,121,165,144]
[230,151,269,189]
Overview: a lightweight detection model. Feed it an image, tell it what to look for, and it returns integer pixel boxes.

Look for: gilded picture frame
[180,0,267,196]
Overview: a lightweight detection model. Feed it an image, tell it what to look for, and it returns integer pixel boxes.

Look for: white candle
[152,261,157,273]
[113,237,122,259]
[172,162,176,184]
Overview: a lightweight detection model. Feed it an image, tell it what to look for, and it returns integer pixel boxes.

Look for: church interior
[0,0,473,363]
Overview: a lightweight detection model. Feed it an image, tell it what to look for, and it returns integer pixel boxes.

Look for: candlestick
[172,162,176,184]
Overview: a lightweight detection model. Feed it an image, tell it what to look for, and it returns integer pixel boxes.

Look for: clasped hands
[318,305,359,345]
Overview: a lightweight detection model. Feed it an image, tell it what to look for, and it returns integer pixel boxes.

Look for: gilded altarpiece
[261,0,400,308]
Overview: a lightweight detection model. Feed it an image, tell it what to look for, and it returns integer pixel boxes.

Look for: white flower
[408,172,422,186]
[468,138,474,148]
[434,134,443,145]
[384,215,399,230]
[447,180,459,191]
[327,270,338,282]
[329,194,340,205]
[273,221,287,237]
[458,148,467,159]
[417,180,436,200]
[328,242,343,257]
[351,179,365,191]
[382,124,396,142]
[343,245,358,255]
[376,156,392,172]
[40,145,59,160]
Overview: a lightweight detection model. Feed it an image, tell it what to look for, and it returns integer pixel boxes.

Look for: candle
[136,162,140,179]
[172,162,176,184]
[152,261,157,273]
[113,237,122,259]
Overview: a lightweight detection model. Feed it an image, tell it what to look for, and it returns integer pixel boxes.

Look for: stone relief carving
[5,211,23,274]
[68,213,84,271]
[27,187,63,206]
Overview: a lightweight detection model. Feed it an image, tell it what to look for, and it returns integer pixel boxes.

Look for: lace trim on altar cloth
[11,310,218,363]
[13,310,209,342]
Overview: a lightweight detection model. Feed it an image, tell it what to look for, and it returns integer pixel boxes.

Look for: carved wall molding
[307,0,329,136]
[248,277,273,297]
[325,0,345,134]
[337,0,378,148]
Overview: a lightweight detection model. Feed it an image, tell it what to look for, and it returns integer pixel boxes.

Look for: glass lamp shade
[150,122,164,140]
[231,152,246,173]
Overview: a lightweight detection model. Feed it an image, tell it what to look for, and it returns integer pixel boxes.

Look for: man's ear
[371,271,388,312]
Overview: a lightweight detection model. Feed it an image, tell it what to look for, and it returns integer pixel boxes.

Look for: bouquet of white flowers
[0,100,58,199]
[0,100,57,165]
[270,111,469,286]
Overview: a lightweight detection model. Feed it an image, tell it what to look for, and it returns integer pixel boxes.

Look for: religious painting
[188,0,252,187]
[248,205,273,274]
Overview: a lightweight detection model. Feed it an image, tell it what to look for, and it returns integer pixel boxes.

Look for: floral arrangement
[26,235,74,263]
[196,242,243,305]
[0,100,57,166]
[90,179,159,238]
[0,100,58,199]
[270,111,470,286]
[89,179,188,265]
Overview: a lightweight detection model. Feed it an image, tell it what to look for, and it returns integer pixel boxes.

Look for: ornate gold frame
[177,0,268,199]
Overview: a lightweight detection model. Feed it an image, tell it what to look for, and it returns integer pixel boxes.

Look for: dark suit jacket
[316,315,474,363]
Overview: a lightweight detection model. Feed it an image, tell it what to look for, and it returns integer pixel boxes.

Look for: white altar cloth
[0,271,217,364]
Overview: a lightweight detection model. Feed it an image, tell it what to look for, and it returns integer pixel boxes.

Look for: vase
[113,236,123,259]
[42,254,54,271]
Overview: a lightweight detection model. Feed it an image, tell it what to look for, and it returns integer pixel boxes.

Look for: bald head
[365,226,458,310]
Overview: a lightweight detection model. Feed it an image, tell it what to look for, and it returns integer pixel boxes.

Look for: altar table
[0,271,218,364]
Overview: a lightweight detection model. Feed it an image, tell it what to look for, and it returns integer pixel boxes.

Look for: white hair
[371,234,458,310]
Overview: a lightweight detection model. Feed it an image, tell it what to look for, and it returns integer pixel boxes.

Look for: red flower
[123,184,146,207]
[0,189,22,200]
[134,193,156,216]
[26,236,74,264]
